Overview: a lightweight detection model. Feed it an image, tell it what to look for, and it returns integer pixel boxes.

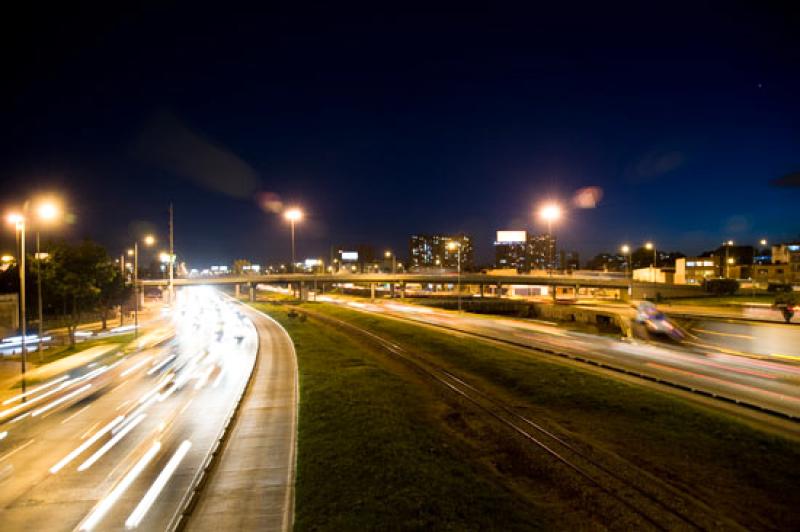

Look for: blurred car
[635,302,684,339]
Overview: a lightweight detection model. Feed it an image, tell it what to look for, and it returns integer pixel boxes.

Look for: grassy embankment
[255,299,800,530]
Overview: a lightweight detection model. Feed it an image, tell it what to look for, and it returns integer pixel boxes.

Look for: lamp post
[723,240,733,279]
[131,234,155,339]
[34,201,60,358]
[538,203,562,275]
[384,250,396,273]
[447,241,462,311]
[621,244,632,298]
[284,208,303,274]
[6,213,27,397]
[644,241,656,285]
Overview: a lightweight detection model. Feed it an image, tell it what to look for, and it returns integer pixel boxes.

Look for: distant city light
[143,235,155,246]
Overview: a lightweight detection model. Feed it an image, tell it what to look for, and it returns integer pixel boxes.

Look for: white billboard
[341,251,358,261]
[496,230,527,243]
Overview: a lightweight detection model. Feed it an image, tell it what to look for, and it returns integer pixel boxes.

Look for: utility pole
[169,203,174,303]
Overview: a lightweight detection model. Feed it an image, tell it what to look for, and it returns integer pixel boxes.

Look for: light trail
[125,440,192,528]
[79,441,161,531]
[31,384,92,417]
[146,354,176,375]
[0,380,72,419]
[2,375,70,405]
[78,413,146,471]
[50,416,125,474]
[120,356,154,378]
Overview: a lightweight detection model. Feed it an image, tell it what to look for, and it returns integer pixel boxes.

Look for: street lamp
[447,241,462,312]
[132,235,155,338]
[384,250,396,273]
[723,240,733,279]
[33,199,62,358]
[621,245,632,298]
[6,213,28,397]
[538,203,562,275]
[284,208,303,274]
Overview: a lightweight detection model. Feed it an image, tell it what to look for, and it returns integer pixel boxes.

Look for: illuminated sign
[305,259,321,267]
[496,230,527,243]
[341,251,358,261]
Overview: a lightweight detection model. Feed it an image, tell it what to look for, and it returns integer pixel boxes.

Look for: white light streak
[2,376,69,405]
[78,414,146,471]
[120,356,154,378]
[50,416,124,474]
[125,440,192,529]
[31,384,92,417]
[79,441,161,531]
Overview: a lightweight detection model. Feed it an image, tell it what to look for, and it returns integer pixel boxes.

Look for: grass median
[263,300,800,531]
[254,302,557,530]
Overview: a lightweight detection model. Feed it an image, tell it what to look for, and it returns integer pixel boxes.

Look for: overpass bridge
[140,273,702,301]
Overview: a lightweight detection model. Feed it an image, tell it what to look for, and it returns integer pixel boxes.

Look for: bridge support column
[370,283,376,302]
[496,283,502,297]
[249,283,255,302]
[479,284,484,297]
[551,285,557,302]
[390,283,395,298]
[235,284,241,298]
[400,282,406,299]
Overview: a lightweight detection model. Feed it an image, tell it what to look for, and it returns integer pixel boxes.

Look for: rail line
[300,306,745,531]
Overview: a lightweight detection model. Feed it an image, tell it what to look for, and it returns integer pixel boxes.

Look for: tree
[97,266,128,330]
[233,259,252,275]
[47,241,117,346]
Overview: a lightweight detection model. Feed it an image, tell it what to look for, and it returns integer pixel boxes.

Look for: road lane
[185,299,298,531]
[317,296,800,420]
[0,286,258,531]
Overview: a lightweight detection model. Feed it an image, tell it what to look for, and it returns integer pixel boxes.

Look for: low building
[633,266,675,284]
[674,257,719,284]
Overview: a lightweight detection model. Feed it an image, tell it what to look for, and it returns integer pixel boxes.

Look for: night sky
[1,3,798,266]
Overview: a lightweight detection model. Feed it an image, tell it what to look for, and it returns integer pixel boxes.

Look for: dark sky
[1,2,798,266]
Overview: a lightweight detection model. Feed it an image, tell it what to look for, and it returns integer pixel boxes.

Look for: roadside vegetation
[258,297,800,530]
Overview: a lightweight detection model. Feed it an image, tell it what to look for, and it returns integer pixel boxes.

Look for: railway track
[300,306,745,531]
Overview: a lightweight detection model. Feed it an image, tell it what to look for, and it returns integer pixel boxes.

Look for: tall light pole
[538,203,562,275]
[168,203,174,303]
[447,241,462,312]
[384,250,396,273]
[644,241,656,285]
[621,244,632,298]
[34,200,61,359]
[131,234,155,339]
[6,213,27,397]
[723,240,733,278]
[284,208,303,274]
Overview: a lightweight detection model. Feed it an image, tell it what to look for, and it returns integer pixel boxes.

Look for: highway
[0,287,257,531]
[316,296,800,422]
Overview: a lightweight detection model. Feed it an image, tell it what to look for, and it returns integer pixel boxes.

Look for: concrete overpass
[139,273,703,301]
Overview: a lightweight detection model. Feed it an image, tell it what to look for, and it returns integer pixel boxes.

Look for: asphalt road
[319,296,800,421]
[0,286,257,531]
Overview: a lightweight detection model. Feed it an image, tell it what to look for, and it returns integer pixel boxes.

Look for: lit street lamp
[284,208,303,274]
[34,199,62,358]
[5,198,63,398]
[131,234,156,338]
[621,244,632,298]
[384,250,396,274]
[538,203,562,275]
[447,241,462,312]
